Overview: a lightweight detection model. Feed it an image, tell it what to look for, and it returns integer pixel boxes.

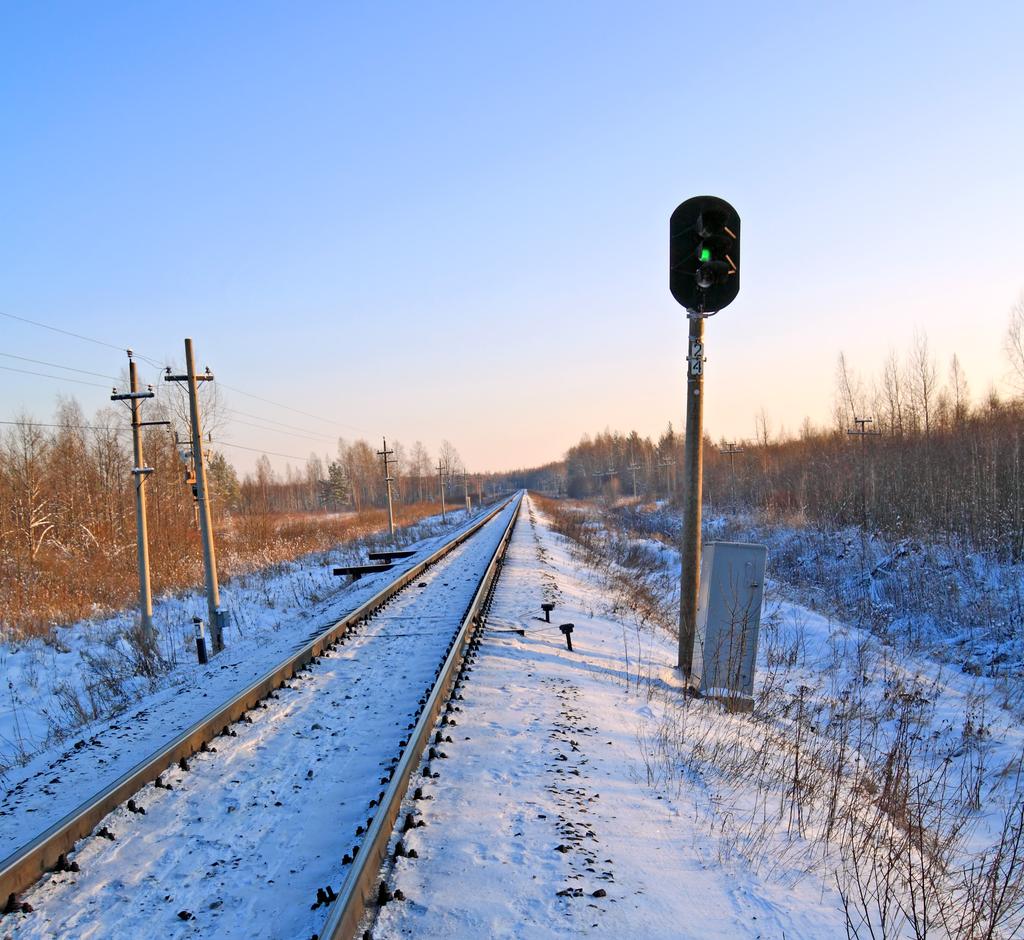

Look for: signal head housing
[670,196,741,314]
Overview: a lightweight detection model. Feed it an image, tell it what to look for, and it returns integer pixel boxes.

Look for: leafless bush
[544,492,1024,939]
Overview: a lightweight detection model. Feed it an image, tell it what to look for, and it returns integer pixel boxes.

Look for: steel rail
[319,491,523,939]
[0,496,517,906]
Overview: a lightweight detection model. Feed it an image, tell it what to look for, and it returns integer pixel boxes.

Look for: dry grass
[1,500,447,640]
[534,492,1024,940]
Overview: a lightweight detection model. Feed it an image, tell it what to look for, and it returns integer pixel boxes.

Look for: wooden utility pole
[436,460,447,523]
[720,441,744,507]
[378,437,396,540]
[111,351,167,648]
[627,461,641,500]
[590,468,615,495]
[165,339,225,653]
[678,316,705,678]
[847,416,880,526]
[658,457,675,497]
[720,441,744,471]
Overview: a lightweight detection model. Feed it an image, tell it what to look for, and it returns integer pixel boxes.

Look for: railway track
[1,493,523,939]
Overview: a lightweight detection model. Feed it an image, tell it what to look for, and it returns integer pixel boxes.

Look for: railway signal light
[668,195,742,680]
[670,196,741,314]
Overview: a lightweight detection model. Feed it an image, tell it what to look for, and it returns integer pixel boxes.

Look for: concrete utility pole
[378,438,397,540]
[463,471,471,513]
[678,316,706,678]
[436,460,447,523]
[111,351,168,648]
[165,339,225,653]
[847,416,881,526]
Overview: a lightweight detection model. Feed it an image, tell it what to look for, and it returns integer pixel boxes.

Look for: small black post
[194,617,209,665]
[559,623,575,652]
[541,603,555,623]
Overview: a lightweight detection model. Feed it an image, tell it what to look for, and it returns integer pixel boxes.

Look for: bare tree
[881,349,907,436]
[835,352,865,431]
[1006,291,1024,392]
[755,409,771,449]
[909,330,938,436]
[0,418,53,575]
[305,453,324,510]
[410,440,432,502]
[949,354,970,425]
[438,440,461,482]
[391,440,407,503]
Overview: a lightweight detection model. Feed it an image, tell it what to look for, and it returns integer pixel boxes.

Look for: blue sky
[2,1,1022,472]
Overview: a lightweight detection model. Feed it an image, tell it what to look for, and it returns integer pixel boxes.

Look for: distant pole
[463,471,470,513]
[628,462,641,500]
[590,467,616,496]
[165,339,224,653]
[720,441,744,507]
[378,437,396,540]
[847,416,880,527]
[678,315,705,678]
[436,459,447,523]
[658,458,674,498]
[111,352,166,648]
[721,441,744,472]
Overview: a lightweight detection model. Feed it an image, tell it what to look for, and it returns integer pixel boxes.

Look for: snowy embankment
[521,497,1024,938]
[377,496,852,938]
[0,508,481,859]
[4,499,520,940]
[613,500,1024,689]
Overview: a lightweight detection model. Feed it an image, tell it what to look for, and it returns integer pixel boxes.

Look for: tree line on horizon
[513,301,1024,560]
[3,299,1022,633]
[0,391,480,635]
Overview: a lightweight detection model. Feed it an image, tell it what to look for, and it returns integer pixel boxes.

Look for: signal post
[669,196,741,678]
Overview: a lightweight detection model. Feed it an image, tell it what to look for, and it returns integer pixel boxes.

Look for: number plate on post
[689,340,704,376]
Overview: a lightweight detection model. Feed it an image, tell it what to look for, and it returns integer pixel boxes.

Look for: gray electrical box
[692,541,767,703]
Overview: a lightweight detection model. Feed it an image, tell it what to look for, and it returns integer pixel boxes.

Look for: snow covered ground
[428,497,1019,937]
[3,493,1021,938]
[376,496,849,938]
[2,500,519,939]
[0,508,484,861]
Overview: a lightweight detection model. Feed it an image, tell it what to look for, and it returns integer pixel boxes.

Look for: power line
[226,407,339,440]
[132,353,168,371]
[0,419,127,432]
[0,363,111,388]
[218,381,368,433]
[0,311,365,434]
[0,351,119,381]
[0,310,168,372]
[225,415,336,443]
[209,439,315,462]
[0,309,125,352]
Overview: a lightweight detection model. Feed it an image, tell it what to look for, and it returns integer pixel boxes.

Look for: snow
[3,500,518,939]
[3,494,1021,938]
[0,508,483,861]
[376,495,1024,938]
[594,501,1024,862]
[376,496,850,938]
